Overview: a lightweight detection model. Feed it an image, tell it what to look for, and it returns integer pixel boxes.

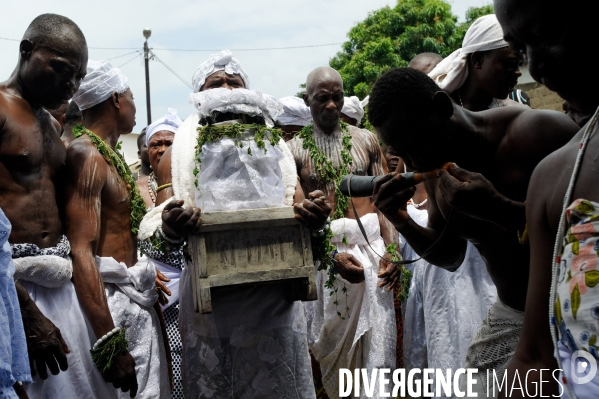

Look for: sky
[0,0,492,132]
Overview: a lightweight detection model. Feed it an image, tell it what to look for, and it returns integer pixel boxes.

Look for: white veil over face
[189,88,282,127]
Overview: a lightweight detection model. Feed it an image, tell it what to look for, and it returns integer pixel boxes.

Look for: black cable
[149,50,193,89]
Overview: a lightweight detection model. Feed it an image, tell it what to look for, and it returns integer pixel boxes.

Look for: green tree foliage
[328,0,494,98]
[453,5,495,47]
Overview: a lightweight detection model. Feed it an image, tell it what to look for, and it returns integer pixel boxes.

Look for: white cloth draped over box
[402,206,498,399]
[137,109,315,398]
[11,239,116,399]
[95,255,169,399]
[305,213,396,399]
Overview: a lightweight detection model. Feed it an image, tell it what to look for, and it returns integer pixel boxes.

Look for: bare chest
[0,107,65,175]
[298,138,370,189]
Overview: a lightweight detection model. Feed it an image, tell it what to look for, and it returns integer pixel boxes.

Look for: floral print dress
[556,199,599,358]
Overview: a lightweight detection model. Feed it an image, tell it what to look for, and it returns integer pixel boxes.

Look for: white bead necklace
[549,105,599,399]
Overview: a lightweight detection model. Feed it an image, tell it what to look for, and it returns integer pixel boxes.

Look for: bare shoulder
[348,125,379,147]
[66,135,106,169]
[0,85,15,129]
[513,108,579,140]
[349,126,381,154]
[500,108,580,165]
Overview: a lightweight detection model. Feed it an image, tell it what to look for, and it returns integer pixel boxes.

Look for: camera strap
[346,173,453,265]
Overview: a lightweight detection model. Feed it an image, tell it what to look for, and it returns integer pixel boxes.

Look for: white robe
[305,213,396,399]
[15,255,116,399]
[96,256,170,399]
[179,268,315,398]
[139,112,315,398]
[402,206,497,398]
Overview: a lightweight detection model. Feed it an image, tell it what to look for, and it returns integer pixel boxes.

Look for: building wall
[517,81,564,112]
[120,133,141,166]
[516,64,563,112]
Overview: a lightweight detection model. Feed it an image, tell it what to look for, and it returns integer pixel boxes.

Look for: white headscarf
[427,14,509,94]
[341,95,369,124]
[145,108,182,146]
[73,60,129,111]
[276,96,312,127]
[189,88,282,127]
[191,50,250,92]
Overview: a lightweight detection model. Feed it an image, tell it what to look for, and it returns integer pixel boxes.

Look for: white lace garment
[17,253,116,399]
[96,256,170,399]
[305,213,396,399]
[179,269,315,399]
[402,206,498,398]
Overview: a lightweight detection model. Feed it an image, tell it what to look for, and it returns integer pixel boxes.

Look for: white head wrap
[191,50,250,92]
[72,60,129,111]
[189,88,282,127]
[145,108,182,146]
[427,14,509,94]
[341,95,369,124]
[275,96,312,127]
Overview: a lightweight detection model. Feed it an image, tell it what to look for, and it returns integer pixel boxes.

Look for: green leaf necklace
[299,121,353,318]
[73,124,147,235]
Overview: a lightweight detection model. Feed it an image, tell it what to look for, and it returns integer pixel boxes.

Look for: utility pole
[143,28,152,126]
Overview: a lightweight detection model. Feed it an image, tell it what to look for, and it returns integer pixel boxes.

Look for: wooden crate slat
[198,207,299,232]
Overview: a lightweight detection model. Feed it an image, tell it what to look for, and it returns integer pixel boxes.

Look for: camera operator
[368,62,578,395]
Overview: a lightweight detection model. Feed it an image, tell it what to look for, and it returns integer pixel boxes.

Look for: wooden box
[188,206,318,313]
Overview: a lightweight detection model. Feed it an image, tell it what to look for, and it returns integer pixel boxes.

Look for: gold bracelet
[156,183,172,193]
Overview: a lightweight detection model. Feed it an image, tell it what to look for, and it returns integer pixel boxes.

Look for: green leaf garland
[73,124,147,235]
[299,121,353,318]
[193,123,283,189]
[386,243,412,303]
[298,122,352,220]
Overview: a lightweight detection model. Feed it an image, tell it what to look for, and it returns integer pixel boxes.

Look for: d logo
[571,350,598,385]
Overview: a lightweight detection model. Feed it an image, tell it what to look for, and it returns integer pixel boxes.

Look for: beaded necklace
[549,106,599,399]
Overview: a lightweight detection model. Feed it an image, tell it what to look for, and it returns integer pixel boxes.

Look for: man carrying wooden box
[139,50,331,399]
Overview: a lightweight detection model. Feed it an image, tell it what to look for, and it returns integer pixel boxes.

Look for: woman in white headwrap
[276,95,313,141]
[428,14,524,111]
[340,95,369,126]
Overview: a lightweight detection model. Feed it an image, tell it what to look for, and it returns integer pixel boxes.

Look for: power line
[107,50,140,61]
[1,36,342,52]
[149,50,192,89]
[117,52,142,68]
[152,42,344,52]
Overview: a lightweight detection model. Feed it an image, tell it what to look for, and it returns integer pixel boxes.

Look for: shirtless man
[493,0,599,397]
[0,13,117,398]
[369,66,579,395]
[287,66,398,398]
[66,60,169,398]
[428,14,525,112]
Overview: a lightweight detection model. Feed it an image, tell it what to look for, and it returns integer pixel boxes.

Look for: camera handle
[345,173,453,265]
